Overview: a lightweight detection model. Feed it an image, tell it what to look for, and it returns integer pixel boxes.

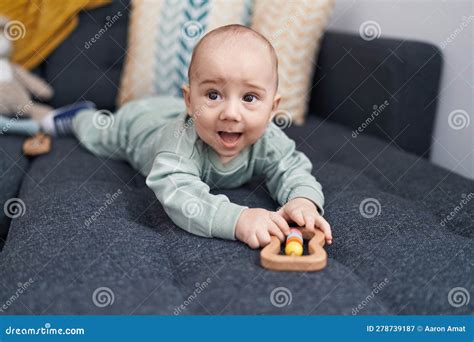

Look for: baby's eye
[243,94,258,103]
[207,91,221,101]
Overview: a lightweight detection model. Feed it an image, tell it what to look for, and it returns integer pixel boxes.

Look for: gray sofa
[1,2,472,315]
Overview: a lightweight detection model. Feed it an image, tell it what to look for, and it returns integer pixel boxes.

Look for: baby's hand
[235,208,290,249]
[277,197,333,245]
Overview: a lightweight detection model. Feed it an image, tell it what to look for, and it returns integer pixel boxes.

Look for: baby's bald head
[187,24,278,91]
[181,25,282,166]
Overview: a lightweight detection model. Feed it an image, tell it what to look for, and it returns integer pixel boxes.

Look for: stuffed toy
[0,15,96,142]
[0,16,56,123]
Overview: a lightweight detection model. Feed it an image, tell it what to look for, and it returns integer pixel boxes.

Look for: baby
[58,24,332,249]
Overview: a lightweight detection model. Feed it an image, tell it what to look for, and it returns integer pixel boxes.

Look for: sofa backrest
[33,3,440,158]
[33,0,130,112]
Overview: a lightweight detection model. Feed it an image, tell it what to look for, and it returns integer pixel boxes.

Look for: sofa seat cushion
[0,117,472,314]
[0,136,29,238]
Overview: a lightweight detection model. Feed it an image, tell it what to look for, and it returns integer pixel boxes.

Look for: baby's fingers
[247,234,260,249]
[268,222,285,242]
[289,209,305,227]
[315,215,332,244]
[256,228,271,247]
[303,211,316,233]
[276,206,290,221]
[270,212,290,235]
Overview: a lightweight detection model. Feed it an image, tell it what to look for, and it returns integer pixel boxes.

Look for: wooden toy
[23,132,51,156]
[261,227,327,272]
[285,228,303,256]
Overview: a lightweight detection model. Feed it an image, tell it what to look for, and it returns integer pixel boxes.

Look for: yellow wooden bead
[285,241,303,256]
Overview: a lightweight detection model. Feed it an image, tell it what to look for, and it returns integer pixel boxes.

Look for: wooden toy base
[260,227,327,272]
[23,132,51,156]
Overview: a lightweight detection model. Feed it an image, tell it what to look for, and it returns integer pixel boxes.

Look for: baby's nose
[220,101,241,121]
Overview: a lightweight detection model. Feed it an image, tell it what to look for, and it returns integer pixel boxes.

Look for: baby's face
[183,36,280,164]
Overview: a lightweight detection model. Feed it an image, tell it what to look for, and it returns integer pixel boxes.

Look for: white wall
[327,0,473,179]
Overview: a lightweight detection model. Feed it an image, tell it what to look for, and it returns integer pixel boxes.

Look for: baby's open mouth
[217,131,243,147]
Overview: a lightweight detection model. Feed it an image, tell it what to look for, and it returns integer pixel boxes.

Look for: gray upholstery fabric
[0,136,29,238]
[1,117,472,315]
[42,0,130,111]
[310,31,442,158]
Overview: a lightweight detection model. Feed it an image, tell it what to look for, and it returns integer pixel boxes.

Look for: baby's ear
[181,84,191,113]
[269,94,282,122]
[272,94,281,111]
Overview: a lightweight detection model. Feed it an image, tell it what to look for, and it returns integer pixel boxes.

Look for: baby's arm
[263,127,324,213]
[146,152,248,240]
[262,125,331,242]
[146,151,247,240]
[147,151,290,248]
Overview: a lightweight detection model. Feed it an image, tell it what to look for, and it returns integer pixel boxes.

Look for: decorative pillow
[251,0,334,125]
[118,0,253,105]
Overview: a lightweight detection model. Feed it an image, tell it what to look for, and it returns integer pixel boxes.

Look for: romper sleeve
[262,123,325,215]
[146,151,248,240]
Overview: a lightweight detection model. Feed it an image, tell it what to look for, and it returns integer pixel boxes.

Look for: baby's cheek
[194,124,214,144]
[248,120,268,136]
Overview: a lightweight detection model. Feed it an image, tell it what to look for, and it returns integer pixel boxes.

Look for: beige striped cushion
[251,0,334,125]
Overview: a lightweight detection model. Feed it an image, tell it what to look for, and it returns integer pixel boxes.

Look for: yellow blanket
[0,0,111,69]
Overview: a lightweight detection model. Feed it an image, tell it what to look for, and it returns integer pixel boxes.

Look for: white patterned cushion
[118,0,253,105]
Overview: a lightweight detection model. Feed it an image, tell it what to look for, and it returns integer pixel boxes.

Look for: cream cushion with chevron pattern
[251,0,335,125]
[118,0,253,106]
